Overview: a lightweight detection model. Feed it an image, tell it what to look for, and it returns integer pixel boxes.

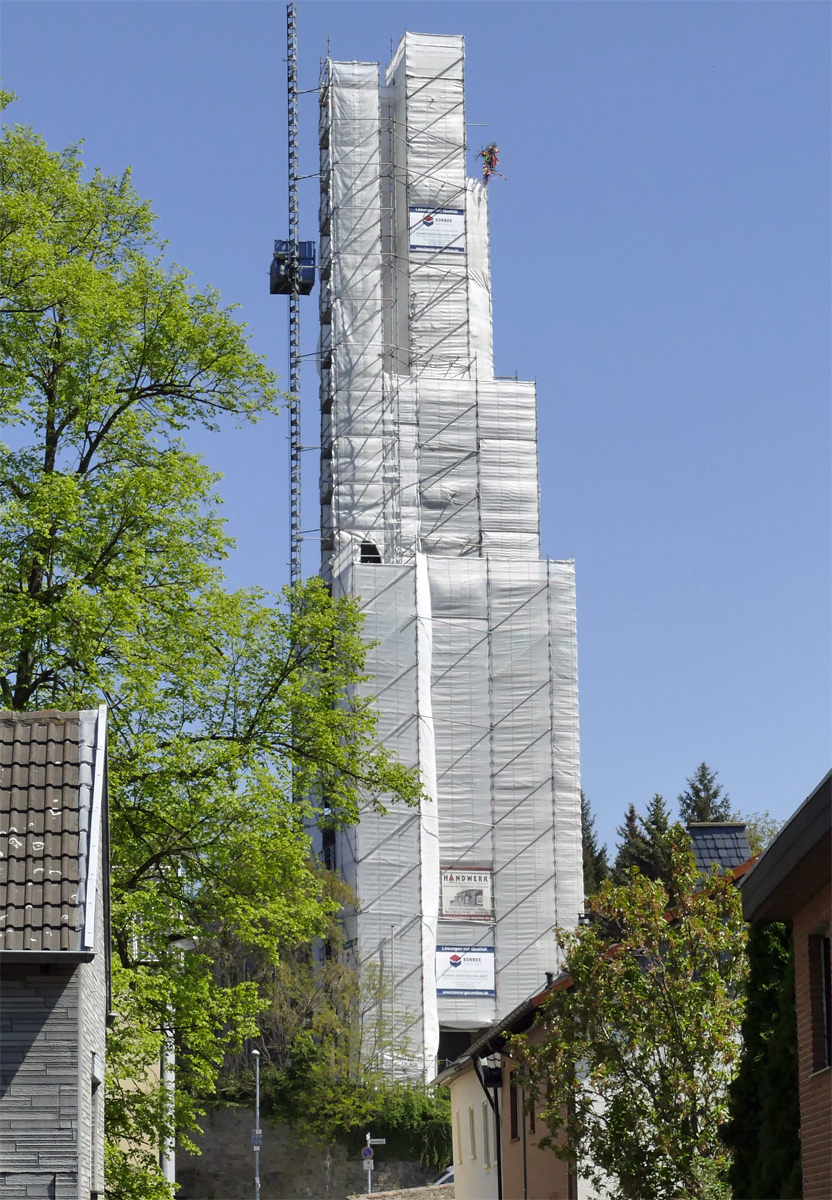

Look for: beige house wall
[447,1063,499,1200]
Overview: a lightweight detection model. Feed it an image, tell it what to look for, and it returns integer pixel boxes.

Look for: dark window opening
[809,933,832,1070]
[529,1094,535,1134]
[437,1029,474,1071]
[321,826,336,872]
[360,541,382,564]
[509,1070,519,1140]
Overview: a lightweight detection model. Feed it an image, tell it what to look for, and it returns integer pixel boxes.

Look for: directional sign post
[363,1132,386,1195]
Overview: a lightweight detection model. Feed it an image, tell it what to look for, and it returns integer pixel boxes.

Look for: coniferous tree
[678,762,731,823]
[640,793,673,886]
[581,791,610,896]
[612,796,675,888]
[612,803,652,884]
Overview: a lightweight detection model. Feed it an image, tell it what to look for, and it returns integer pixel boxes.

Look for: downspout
[472,1055,502,1200]
[521,1085,528,1200]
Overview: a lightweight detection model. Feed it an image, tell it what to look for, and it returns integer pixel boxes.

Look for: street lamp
[250,1048,262,1200]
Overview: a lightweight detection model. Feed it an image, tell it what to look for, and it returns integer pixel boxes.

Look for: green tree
[611,802,651,884]
[722,923,802,1199]
[678,762,731,823]
[581,790,609,896]
[611,797,672,888]
[639,792,673,884]
[0,111,422,1197]
[217,928,452,1171]
[512,828,747,1200]
[735,810,783,857]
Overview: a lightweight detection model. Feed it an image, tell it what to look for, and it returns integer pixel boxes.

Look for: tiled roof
[0,709,98,952]
[688,823,752,877]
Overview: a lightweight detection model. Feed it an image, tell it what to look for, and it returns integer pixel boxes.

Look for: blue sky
[2,0,829,853]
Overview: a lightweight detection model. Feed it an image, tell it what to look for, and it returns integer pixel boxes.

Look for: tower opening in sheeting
[315,31,583,1081]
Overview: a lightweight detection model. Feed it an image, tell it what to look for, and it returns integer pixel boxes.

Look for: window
[509,1070,519,1140]
[529,1092,535,1135]
[482,1100,491,1168]
[468,1104,477,1160]
[455,1110,463,1164]
[359,541,382,564]
[321,826,336,870]
[809,933,832,1070]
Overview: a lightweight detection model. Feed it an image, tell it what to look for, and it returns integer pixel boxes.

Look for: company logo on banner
[441,868,493,921]
[436,945,495,996]
[408,207,465,254]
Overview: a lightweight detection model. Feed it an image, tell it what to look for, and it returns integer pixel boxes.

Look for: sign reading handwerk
[441,867,493,921]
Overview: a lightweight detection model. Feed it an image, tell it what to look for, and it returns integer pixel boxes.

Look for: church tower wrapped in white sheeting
[315,31,583,1077]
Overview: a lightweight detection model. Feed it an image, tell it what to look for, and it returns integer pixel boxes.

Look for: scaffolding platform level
[313,32,583,1079]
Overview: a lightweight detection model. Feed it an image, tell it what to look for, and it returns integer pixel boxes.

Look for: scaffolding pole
[287,2,301,585]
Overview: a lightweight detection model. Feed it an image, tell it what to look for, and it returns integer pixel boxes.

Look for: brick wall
[0,964,79,1200]
[793,879,831,1199]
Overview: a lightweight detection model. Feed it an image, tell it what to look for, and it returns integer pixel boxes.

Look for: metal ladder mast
[287,2,301,585]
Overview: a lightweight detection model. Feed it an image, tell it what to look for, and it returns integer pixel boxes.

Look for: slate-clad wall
[0,963,79,1199]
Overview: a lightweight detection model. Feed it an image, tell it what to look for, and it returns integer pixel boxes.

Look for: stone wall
[176,1107,440,1200]
[349,1186,454,1200]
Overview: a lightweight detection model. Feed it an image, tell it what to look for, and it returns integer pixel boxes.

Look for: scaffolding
[316,33,583,1078]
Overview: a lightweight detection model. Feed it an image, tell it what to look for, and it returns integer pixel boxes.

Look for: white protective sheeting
[387,34,470,379]
[466,179,494,381]
[320,33,583,1077]
[332,559,439,1076]
[322,62,386,564]
[428,558,583,1027]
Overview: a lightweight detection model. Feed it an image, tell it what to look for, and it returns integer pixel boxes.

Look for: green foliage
[678,762,731,823]
[216,929,451,1169]
[0,118,282,710]
[723,923,802,1199]
[581,790,609,896]
[735,810,783,857]
[611,803,648,884]
[512,828,747,1200]
[0,111,422,1198]
[611,794,673,888]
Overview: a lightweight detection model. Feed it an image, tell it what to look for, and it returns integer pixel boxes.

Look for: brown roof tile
[0,709,97,953]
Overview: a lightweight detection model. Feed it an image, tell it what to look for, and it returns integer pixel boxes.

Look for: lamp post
[251,1048,261,1200]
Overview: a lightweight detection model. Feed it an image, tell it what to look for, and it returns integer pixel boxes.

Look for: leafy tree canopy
[512,828,747,1200]
[0,110,422,1198]
[217,928,452,1170]
[678,761,731,823]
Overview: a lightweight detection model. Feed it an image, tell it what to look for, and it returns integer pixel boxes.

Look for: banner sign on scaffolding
[436,945,496,996]
[409,207,465,254]
[441,868,493,920]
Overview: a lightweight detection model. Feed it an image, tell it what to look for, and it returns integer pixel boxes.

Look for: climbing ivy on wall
[722,922,802,1199]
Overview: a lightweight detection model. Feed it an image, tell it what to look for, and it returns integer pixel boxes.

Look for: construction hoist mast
[286,2,301,586]
[269,2,315,584]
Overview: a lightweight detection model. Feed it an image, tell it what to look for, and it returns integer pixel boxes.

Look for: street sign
[361,1146,373,1160]
[368,1138,386,1145]
[363,1160,374,1171]
[251,1129,263,1148]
